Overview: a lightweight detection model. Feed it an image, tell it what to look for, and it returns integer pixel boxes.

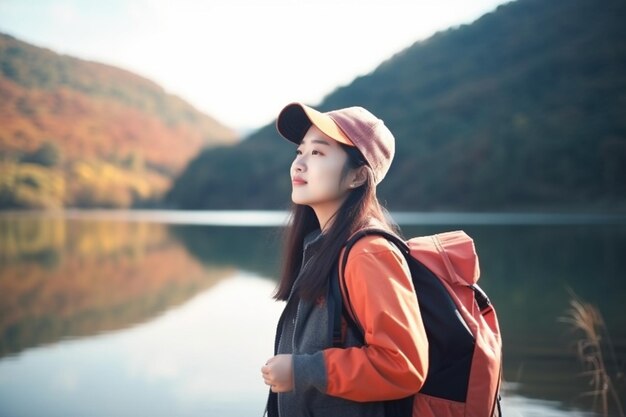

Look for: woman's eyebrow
[301,138,332,146]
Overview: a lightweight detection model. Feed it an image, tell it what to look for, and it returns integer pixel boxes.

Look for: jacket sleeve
[321,238,429,401]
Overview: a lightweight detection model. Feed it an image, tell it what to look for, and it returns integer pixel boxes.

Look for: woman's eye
[295,149,302,155]
[312,150,323,156]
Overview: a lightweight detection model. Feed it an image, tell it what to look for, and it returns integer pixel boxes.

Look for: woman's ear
[350,166,368,188]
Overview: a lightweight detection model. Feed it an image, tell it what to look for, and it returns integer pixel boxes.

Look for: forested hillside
[0,33,238,208]
[167,0,626,212]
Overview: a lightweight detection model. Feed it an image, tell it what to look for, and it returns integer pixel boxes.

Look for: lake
[0,210,624,417]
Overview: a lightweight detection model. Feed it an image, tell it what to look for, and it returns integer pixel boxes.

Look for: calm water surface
[0,210,624,417]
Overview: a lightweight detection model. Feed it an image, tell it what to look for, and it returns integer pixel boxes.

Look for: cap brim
[276,103,355,146]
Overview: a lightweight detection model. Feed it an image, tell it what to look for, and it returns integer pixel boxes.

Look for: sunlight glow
[0,0,512,130]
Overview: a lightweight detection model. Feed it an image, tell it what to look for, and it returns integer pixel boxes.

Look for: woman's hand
[261,354,294,393]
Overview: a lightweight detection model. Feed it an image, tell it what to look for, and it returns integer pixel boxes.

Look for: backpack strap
[472,283,492,313]
[330,228,407,347]
[329,229,417,413]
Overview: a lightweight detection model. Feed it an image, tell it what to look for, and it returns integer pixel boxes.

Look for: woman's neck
[312,202,343,233]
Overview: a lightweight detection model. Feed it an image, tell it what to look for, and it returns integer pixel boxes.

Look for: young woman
[261,103,428,417]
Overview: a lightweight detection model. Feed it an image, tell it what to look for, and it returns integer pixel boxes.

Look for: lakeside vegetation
[560,292,625,416]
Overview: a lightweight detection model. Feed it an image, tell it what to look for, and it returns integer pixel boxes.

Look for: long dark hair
[274,144,399,302]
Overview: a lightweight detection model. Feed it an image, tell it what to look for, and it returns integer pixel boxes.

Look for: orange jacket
[323,234,429,401]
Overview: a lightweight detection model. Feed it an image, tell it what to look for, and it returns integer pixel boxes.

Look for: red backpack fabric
[331,229,502,417]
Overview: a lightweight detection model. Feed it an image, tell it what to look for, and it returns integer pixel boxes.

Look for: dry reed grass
[559,289,624,417]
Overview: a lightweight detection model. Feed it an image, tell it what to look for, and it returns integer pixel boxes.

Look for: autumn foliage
[0,33,239,208]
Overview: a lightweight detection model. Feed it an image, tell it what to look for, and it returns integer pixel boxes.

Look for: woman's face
[290,125,355,214]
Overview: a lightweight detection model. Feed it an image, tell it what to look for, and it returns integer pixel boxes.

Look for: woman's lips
[292,177,307,186]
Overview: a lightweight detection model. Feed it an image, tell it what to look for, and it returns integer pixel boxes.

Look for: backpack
[329,229,502,417]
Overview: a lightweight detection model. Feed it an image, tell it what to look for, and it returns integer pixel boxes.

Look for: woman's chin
[291,191,308,206]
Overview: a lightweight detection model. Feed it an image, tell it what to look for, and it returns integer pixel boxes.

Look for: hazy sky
[0,0,512,132]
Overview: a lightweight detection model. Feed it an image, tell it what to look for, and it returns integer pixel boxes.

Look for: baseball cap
[276,102,395,184]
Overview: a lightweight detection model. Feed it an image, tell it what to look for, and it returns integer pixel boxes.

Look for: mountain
[166,0,626,212]
[0,33,238,208]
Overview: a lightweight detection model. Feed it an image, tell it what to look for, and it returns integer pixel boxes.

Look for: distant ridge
[0,32,238,208]
[167,0,626,212]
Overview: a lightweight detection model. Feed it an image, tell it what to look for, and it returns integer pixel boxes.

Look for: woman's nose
[292,157,305,173]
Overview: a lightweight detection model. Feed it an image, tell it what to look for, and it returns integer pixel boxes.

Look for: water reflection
[0,212,624,416]
[0,216,233,358]
[0,274,283,417]
[170,224,282,278]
